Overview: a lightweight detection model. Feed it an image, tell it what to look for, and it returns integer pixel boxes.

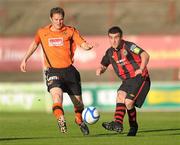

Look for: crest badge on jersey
[63,31,67,35]
[48,37,64,46]
[123,49,128,56]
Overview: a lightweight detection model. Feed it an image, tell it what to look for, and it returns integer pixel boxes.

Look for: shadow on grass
[88,132,126,137]
[88,128,180,137]
[0,137,57,142]
[139,128,180,133]
[1,128,180,140]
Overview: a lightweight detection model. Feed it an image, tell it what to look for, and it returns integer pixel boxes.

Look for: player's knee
[50,88,63,101]
[117,91,126,103]
[125,99,134,110]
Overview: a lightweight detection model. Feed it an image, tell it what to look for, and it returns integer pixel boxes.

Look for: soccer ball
[82,106,100,125]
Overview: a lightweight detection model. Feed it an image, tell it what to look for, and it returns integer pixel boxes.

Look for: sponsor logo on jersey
[48,37,64,46]
[48,76,60,81]
[116,58,126,65]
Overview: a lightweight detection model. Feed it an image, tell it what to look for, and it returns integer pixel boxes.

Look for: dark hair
[108,26,123,37]
[50,7,65,18]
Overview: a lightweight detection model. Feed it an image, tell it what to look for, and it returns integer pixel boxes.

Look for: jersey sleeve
[127,41,144,55]
[101,50,110,67]
[34,30,41,45]
[72,28,86,46]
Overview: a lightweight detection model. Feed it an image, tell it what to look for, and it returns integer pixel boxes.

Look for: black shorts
[44,65,82,95]
[118,74,151,108]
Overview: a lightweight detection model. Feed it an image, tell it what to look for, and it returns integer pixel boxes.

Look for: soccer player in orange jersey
[20,7,93,135]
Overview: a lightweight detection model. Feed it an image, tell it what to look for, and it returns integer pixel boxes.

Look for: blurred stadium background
[1,1,180,145]
[0,0,180,112]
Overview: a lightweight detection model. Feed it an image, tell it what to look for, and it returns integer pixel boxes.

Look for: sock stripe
[116,106,126,111]
[116,103,125,106]
[53,106,64,114]
[52,103,64,120]
[74,107,84,113]
[114,103,126,124]
[115,111,125,116]
[116,109,126,113]
[115,115,123,120]
[115,119,123,124]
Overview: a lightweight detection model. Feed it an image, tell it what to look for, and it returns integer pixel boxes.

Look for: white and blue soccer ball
[82,106,100,125]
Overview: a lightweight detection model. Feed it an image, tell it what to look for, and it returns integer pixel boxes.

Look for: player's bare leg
[50,87,67,133]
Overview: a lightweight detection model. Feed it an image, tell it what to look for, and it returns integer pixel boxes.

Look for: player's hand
[20,60,27,72]
[96,65,107,76]
[135,69,143,76]
[81,42,93,50]
[87,43,93,50]
[96,68,102,76]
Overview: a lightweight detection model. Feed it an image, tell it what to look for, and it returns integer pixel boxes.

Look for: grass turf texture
[0,112,180,145]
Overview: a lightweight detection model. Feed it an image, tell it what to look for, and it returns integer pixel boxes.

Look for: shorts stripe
[133,78,146,101]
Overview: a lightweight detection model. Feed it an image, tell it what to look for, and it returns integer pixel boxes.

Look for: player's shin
[74,105,84,125]
[108,103,126,132]
[127,107,137,126]
[52,103,67,133]
[74,104,89,135]
[114,103,126,125]
[127,107,138,136]
[52,103,64,119]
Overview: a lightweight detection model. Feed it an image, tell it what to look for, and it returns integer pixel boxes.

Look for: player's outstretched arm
[96,65,107,76]
[20,41,38,72]
[140,51,150,69]
[80,42,93,50]
[135,51,150,75]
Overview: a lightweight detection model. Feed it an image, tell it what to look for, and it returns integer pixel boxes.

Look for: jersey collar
[114,40,125,51]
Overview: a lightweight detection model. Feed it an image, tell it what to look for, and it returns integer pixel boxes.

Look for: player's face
[108,33,121,49]
[50,13,64,30]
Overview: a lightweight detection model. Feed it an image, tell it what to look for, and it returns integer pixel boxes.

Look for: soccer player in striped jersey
[20,7,93,135]
[96,26,151,136]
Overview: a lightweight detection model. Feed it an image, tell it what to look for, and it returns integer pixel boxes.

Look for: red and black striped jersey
[101,40,149,80]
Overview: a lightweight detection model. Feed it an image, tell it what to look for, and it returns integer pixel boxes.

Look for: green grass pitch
[0,111,180,145]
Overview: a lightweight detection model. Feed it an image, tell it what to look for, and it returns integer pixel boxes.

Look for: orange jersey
[34,24,85,68]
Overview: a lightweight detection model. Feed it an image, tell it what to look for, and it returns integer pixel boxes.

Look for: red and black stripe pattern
[101,40,149,80]
[114,103,126,124]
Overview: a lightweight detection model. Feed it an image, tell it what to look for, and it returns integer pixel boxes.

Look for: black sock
[127,107,137,127]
